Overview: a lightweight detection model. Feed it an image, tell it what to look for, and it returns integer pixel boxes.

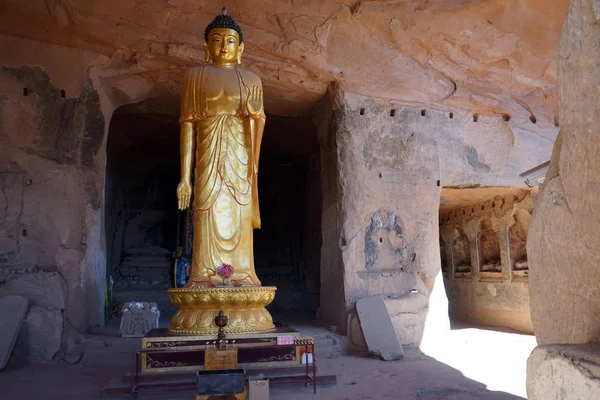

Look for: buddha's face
[204,28,244,65]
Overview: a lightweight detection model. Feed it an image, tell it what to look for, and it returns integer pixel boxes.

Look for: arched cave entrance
[104,106,321,317]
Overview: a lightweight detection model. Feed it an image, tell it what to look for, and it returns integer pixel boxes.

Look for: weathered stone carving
[119,302,160,338]
[364,210,404,271]
[452,228,471,274]
[477,219,501,273]
[509,210,530,274]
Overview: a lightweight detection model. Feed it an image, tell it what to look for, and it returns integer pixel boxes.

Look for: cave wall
[440,189,535,334]
[528,0,600,346]
[0,36,111,360]
[317,87,554,344]
[526,1,600,397]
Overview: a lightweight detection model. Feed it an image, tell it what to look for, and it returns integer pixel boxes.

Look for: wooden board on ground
[0,295,29,369]
[356,295,404,361]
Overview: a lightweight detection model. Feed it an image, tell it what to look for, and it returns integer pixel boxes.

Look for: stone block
[347,312,366,348]
[356,295,404,361]
[14,306,63,361]
[527,345,600,400]
[0,270,67,310]
[119,302,160,337]
[248,378,269,400]
[0,295,29,369]
[385,292,429,346]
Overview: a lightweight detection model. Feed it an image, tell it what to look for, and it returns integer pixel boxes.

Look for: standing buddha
[176,8,265,288]
[168,8,276,335]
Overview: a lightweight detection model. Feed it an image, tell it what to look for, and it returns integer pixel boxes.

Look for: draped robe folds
[179,66,262,287]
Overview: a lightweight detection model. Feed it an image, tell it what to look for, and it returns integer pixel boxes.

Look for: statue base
[168,286,277,335]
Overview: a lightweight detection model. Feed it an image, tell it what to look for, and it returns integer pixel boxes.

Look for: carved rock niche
[364,210,405,271]
[452,227,472,276]
[509,209,531,280]
[477,219,502,274]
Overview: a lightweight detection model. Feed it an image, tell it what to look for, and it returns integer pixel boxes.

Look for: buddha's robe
[179,66,261,287]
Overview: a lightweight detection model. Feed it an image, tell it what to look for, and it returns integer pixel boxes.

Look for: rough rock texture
[0,0,568,122]
[527,345,600,399]
[527,0,600,345]
[0,0,567,351]
[440,189,535,333]
[0,50,108,340]
[315,85,548,338]
[13,306,63,361]
[0,295,29,369]
[0,270,67,310]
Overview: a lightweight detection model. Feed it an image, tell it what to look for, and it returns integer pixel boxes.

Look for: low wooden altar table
[129,327,318,396]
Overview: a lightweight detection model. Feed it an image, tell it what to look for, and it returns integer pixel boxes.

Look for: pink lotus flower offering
[216,264,234,278]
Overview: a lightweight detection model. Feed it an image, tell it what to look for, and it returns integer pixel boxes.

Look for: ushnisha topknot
[204,7,243,44]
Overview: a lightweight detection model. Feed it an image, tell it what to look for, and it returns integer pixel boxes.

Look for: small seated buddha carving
[478,219,502,273]
[452,229,472,273]
[509,217,529,271]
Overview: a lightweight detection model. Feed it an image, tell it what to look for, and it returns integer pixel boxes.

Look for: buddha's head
[204,8,244,66]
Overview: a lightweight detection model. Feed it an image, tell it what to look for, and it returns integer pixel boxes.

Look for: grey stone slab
[0,295,29,369]
[356,295,404,361]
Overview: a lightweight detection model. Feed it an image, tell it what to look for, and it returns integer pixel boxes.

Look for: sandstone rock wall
[526,1,600,396]
[0,36,111,359]
[0,0,570,123]
[527,0,600,345]
[316,87,552,341]
[527,345,600,399]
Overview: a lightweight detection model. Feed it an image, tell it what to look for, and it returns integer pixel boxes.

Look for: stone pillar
[314,85,450,344]
[313,85,347,330]
[526,0,600,397]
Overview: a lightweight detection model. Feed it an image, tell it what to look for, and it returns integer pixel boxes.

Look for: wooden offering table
[129,327,318,396]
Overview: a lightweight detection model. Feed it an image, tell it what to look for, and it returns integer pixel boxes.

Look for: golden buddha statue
[168,8,276,335]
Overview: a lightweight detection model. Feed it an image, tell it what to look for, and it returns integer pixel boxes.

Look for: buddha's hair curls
[204,7,243,43]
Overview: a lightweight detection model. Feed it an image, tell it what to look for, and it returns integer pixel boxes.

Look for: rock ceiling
[0,0,568,118]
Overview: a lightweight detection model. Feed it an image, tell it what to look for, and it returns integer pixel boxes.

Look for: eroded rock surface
[527,345,600,399]
[527,0,600,345]
[0,0,568,121]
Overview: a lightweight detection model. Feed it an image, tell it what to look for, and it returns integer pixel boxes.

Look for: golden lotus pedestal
[167,286,277,335]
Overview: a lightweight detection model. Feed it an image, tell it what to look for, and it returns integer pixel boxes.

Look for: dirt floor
[0,316,536,400]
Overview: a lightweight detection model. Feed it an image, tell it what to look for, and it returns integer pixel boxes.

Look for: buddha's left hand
[246,85,263,117]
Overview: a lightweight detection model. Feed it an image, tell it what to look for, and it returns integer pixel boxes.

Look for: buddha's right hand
[176,180,192,210]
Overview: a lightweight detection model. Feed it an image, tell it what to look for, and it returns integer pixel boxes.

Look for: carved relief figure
[477,219,501,272]
[509,210,531,271]
[452,227,472,273]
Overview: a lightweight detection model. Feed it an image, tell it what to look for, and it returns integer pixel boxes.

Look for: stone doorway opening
[105,108,180,311]
[438,186,536,334]
[104,107,322,317]
[254,114,322,318]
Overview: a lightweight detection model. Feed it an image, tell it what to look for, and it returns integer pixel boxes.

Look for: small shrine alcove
[509,209,531,279]
[452,227,472,276]
[477,219,502,273]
